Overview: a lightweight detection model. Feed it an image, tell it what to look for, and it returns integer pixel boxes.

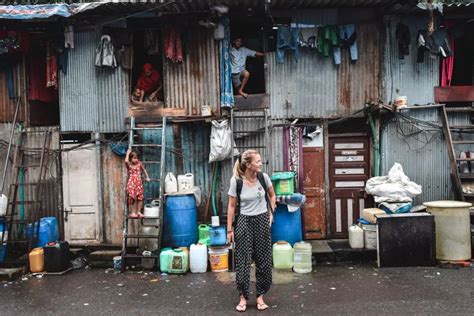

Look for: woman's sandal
[235,303,247,312]
[256,303,269,311]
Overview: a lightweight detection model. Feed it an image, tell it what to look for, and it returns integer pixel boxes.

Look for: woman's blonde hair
[233,149,260,179]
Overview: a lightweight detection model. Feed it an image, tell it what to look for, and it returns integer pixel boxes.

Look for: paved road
[1,263,473,315]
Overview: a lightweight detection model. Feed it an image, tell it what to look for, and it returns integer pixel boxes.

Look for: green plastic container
[271,172,295,195]
[198,238,211,246]
[160,248,173,273]
[168,248,188,274]
[198,224,210,240]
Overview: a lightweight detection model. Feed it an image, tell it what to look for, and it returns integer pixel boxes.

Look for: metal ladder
[121,116,167,271]
[0,124,52,269]
[440,105,474,201]
[231,107,272,171]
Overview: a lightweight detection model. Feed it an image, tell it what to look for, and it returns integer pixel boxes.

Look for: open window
[230,17,267,95]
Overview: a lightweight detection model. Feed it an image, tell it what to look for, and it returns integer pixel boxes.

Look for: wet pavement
[1,263,474,315]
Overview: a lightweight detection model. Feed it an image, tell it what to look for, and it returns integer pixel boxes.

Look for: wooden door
[62,144,101,245]
[329,137,370,239]
[302,147,326,239]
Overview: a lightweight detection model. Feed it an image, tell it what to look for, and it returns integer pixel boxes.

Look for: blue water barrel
[27,217,59,247]
[0,220,7,262]
[162,194,198,247]
[271,204,303,246]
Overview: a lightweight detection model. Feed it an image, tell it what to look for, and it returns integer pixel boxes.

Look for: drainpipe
[368,113,379,177]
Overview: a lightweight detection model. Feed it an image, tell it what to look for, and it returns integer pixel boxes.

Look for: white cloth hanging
[64,25,74,49]
[95,35,117,68]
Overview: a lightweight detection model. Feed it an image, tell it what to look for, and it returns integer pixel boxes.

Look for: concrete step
[308,240,377,264]
[88,250,121,268]
[0,268,24,281]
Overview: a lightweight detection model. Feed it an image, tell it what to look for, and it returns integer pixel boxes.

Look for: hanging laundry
[299,27,318,48]
[64,25,74,49]
[417,29,452,63]
[441,21,455,87]
[57,47,69,75]
[105,28,133,70]
[29,55,58,103]
[219,16,234,107]
[316,25,338,57]
[46,41,58,89]
[144,29,160,55]
[276,26,301,63]
[333,24,358,65]
[95,35,117,68]
[164,27,183,63]
[0,31,30,55]
[395,23,411,59]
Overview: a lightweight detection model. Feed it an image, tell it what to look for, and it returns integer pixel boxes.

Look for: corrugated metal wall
[163,28,220,116]
[380,106,454,205]
[0,124,63,237]
[383,16,439,106]
[60,31,129,133]
[267,21,381,119]
[0,57,27,123]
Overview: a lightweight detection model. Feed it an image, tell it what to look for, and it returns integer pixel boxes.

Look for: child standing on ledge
[125,149,150,218]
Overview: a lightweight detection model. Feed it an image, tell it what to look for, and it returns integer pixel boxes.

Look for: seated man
[230,37,264,98]
[133,63,162,103]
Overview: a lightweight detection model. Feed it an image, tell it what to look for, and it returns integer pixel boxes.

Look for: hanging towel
[95,35,117,68]
[441,21,455,87]
[64,25,74,49]
[164,27,183,63]
[29,55,58,103]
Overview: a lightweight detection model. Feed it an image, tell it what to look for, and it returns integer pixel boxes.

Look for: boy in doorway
[231,37,265,98]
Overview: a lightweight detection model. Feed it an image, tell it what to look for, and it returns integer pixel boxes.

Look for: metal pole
[1,98,21,193]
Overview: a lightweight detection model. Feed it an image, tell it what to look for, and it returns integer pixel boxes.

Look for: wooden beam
[434,86,474,103]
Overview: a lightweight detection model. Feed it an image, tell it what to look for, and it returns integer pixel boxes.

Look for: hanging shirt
[231,47,256,74]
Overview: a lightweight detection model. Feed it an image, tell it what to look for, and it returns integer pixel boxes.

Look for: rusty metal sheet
[434,86,474,103]
[163,28,219,116]
[337,21,381,114]
[302,147,326,239]
[0,57,27,123]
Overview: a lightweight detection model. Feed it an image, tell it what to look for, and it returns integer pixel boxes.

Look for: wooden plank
[434,86,474,103]
[440,105,464,201]
[128,103,187,118]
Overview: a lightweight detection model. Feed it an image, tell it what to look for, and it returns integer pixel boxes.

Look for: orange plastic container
[29,248,45,273]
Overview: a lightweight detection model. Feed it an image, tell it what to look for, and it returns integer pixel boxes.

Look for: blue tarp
[0,3,103,20]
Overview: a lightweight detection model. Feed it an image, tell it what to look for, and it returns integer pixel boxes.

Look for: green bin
[271,172,295,195]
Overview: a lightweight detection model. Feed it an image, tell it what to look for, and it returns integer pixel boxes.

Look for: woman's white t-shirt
[228,173,272,216]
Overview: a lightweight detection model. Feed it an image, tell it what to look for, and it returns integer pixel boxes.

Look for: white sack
[365,163,422,203]
[209,120,237,162]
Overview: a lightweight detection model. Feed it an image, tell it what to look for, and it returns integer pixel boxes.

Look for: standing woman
[227,150,276,312]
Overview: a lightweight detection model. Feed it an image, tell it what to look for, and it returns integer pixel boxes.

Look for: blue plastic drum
[162,194,198,247]
[271,204,303,246]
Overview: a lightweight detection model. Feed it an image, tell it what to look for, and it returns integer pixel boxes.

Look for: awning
[0,3,104,20]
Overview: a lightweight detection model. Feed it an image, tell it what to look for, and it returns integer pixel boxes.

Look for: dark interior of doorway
[328,117,371,134]
[29,38,60,126]
[230,17,267,95]
[130,27,164,102]
[443,20,474,108]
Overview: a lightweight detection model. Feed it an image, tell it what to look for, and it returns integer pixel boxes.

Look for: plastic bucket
[271,172,295,195]
[362,224,377,250]
[208,247,229,272]
[210,226,226,246]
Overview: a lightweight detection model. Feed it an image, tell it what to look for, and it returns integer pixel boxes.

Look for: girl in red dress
[125,149,150,218]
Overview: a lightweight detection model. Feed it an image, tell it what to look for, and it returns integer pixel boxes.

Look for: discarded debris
[330,287,336,290]
[142,294,148,297]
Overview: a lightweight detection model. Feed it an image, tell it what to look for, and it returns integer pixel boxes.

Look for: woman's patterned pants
[235,212,272,300]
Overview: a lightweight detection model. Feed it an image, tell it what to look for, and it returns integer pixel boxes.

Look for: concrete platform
[88,250,121,268]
